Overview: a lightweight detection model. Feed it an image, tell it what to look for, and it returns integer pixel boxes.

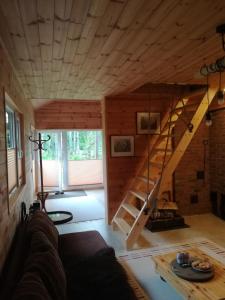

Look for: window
[6,107,15,149]
[5,104,24,194]
[67,131,102,160]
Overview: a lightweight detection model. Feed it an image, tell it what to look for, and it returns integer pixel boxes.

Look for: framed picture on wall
[136,112,160,134]
[111,136,134,157]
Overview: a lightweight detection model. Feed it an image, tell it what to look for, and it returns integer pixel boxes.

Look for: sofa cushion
[12,272,52,300]
[30,231,55,253]
[24,248,66,300]
[0,223,29,300]
[59,230,109,265]
[66,250,137,300]
[27,211,58,249]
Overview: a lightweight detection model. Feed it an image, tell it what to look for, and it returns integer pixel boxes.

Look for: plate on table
[191,259,213,273]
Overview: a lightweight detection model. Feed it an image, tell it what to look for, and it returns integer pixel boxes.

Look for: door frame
[38,129,104,191]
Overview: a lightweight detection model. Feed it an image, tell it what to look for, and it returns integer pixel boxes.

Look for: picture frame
[111,136,134,157]
[136,112,160,134]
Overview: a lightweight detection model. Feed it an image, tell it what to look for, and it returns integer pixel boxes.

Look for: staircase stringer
[157,87,217,200]
[126,179,161,249]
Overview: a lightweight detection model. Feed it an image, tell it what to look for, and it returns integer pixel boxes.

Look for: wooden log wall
[174,95,225,216]
[0,43,34,271]
[174,113,210,215]
[209,108,225,217]
[35,100,102,130]
[1,0,225,101]
[105,91,214,222]
[104,93,171,222]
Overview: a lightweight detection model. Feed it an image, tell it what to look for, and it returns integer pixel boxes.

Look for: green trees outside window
[41,131,102,161]
[41,132,58,160]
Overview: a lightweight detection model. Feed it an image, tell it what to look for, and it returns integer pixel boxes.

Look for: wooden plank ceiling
[0,0,225,106]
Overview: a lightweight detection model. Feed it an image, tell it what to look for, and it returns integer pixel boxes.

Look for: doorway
[40,130,103,191]
[38,130,105,223]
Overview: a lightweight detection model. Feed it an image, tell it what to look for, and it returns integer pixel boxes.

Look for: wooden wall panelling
[35,100,102,130]
[113,1,225,94]
[58,0,90,99]
[0,0,32,99]
[105,87,211,222]
[135,1,222,68]
[37,0,54,97]
[0,43,34,271]
[105,93,170,222]
[51,0,72,99]
[1,1,225,100]
[20,0,43,99]
[54,0,78,99]
[99,1,188,89]
[209,109,225,204]
[64,0,110,98]
[174,118,210,215]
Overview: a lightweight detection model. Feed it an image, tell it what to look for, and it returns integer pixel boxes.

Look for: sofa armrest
[59,230,109,265]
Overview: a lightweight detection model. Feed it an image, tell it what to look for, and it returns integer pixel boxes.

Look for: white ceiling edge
[31,99,55,109]
[31,98,103,110]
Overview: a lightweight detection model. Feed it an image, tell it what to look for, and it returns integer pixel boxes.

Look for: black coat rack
[29,133,51,211]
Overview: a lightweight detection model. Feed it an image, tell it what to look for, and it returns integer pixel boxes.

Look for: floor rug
[47,190,86,199]
[45,194,104,223]
[119,260,149,300]
[117,238,225,300]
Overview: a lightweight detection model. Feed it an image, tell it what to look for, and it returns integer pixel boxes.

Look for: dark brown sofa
[0,211,140,300]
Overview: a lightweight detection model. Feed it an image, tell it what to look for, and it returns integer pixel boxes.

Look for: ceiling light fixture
[205,111,212,127]
[200,24,225,76]
[199,23,225,126]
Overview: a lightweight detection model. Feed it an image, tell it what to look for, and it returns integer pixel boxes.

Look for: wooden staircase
[112,87,217,249]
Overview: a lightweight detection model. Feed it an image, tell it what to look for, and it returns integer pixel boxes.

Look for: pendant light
[217,71,224,105]
[205,111,212,127]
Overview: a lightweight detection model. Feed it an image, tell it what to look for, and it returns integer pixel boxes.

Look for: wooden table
[152,247,225,300]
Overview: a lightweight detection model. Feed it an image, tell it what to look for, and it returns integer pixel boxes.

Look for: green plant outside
[41,131,102,161]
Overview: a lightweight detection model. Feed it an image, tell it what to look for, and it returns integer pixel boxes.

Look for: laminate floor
[57,213,225,300]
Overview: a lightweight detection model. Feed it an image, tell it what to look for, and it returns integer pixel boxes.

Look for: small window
[5,103,25,195]
[6,107,15,149]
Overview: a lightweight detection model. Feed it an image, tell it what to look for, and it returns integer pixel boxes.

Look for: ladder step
[137,176,155,185]
[122,203,140,218]
[130,190,147,202]
[114,217,131,235]
[175,98,189,108]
